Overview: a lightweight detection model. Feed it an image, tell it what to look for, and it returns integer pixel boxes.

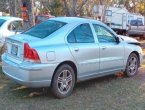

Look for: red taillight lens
[24,43,40,62]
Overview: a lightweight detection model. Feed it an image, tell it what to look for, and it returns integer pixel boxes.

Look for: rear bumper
[128,30,145,36]
[2,54,57,87]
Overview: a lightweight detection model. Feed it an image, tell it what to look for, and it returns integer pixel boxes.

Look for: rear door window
[67,23,94,43]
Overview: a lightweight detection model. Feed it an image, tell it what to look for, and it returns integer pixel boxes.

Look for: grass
[0,52,145,110]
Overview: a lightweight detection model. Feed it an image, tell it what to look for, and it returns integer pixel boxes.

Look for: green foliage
[0,0,8,12]
[49,0,64,16]
[44,0,64,16]
[137,2,145,15]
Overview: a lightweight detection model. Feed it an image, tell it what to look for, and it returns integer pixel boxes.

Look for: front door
[93,24,125,73]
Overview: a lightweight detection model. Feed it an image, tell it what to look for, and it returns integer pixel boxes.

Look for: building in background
[93,5,144,35]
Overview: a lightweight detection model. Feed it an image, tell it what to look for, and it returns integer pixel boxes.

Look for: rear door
[67,23,100,77]
[93,24,124,73]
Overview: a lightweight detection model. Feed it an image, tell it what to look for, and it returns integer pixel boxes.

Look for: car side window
[67,23,94,43]
[138,20,143,26]
[8,21,23,32]
[93,24,116,43]
[67,31,76,43]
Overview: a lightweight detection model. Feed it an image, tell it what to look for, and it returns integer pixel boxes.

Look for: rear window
[0,19,6,27]
[24,20,66,38]
[130,20,137,26]
[130,20,143,26]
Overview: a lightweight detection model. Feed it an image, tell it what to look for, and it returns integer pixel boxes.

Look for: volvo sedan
[2,17,143,98]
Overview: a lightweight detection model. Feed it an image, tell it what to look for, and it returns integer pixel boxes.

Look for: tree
[63,0,88,16]
[45,0,64,16]
[21,0,35,28]
[7,0,21,16]
[0,0,8,13]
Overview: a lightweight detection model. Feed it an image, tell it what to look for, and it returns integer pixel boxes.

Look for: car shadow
[8,74,125,99]
[75,74,123,90]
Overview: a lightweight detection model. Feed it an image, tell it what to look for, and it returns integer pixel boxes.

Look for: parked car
[128,19,145,37]
[0,16,23,47]
[2,17,143,98]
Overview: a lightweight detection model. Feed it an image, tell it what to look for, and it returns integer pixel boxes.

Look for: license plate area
[11,44,18,56]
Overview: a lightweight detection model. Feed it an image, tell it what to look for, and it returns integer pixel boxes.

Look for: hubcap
[57,70,72,94]
[128,56,138,75]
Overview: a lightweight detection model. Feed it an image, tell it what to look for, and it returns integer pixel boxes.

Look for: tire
[124,53,139,77]
[51,64,75,98]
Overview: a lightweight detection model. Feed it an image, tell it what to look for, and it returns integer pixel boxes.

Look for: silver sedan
[2,17,143,98]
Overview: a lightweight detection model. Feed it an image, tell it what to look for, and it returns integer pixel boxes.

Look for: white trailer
[93,5,144,35]
[0,12,2,16]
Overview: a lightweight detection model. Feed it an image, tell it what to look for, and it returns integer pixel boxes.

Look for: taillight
[24,43,40,63]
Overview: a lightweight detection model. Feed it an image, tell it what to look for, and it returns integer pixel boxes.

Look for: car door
[93,24,124,73]
[67,23,100,78]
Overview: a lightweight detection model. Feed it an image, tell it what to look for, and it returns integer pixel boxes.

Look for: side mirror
[116,37,120,44]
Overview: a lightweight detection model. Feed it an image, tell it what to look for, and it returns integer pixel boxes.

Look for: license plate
[11,45,18,56]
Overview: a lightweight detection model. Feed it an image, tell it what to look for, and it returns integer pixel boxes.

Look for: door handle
[74,48,79,52]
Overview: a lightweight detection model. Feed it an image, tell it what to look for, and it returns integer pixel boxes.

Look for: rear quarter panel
[28,23,79,71]
[35,44,77,65]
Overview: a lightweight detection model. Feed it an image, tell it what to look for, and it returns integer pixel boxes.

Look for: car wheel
[125,53,139,77]
[51,64,75,98]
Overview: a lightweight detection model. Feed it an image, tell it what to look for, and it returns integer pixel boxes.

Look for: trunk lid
[5,34,41,64]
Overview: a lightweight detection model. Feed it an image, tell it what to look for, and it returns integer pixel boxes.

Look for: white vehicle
[0,16,23,46]
[93,5,144,35]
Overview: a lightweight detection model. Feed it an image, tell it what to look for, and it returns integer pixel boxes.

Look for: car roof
[0,16,22,21]
[49,17,116,35]
[49,17,101,24]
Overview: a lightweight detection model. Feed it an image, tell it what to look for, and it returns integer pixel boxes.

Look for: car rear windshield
[130,20,143,26]
[24,20,67,38]
[0,19,6,27]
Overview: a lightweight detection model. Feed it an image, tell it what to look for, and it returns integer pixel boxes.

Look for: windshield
[0,19,6,27]
[24,20,66,38]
